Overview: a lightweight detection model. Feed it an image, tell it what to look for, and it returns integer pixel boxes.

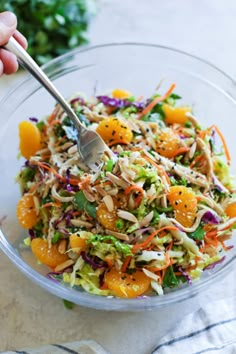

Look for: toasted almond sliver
[54,259,74,272]
[106,172,130,189]
[142,268,159,282]
[33,196,40,216]
[94,185,107,197]
[58,239,67,254]
[83,189,96,203]
[71,219,93,228]
[103,195,114,212]
[105,229,129,241]
[117,210,138,223]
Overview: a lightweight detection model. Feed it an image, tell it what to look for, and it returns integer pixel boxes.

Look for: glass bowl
[0,43,236,311]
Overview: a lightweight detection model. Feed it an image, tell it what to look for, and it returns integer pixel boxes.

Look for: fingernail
[0,12,16,27]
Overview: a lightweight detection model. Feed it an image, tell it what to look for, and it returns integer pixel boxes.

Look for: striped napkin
[1,339,109,354]
[151,295,236,354]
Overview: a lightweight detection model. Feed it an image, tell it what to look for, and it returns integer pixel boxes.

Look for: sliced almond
[54,259,74,272]
[105,229,129,241]
[117,209,138,223]
[103,195,114,212]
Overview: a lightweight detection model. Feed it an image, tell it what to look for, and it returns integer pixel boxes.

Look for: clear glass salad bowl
[0,43,236,311]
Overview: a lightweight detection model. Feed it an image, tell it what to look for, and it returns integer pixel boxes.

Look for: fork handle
[4,37,84,132]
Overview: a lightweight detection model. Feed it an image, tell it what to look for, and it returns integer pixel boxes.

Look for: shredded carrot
[100,281,108,290]
[137,95,144,102]
[138,83,176,119]
[167,241,173,250]
[219,240,233,251]
[47,112,56,124]
[72,211,82,217]
[41,201,62,208]
[105,257,113,269]
[158,230,167,238]
[174,271,183,276]
[170,147,190,158]
[124,185,144,206]
[210,125,231,165]
[29,181,42,193]
[190,154,203,168]
[132,226,178,252]
[121,256,132,273]
[205,235,219,248]
[54,135,67,146]
[142,155,170,185]
[78,176,92,190]
[48,119,61,127]
[198,129,208,140]
[147,254,173,272]
[107,140,129,147]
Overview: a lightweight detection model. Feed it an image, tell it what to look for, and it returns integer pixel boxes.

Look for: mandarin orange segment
[167,186,197,227]
[96,117,133,146]
[97,202,119,231]
[163,104,191,125]
[225,203,236,218]
[31,238,69,268]
[17,193,37,229]
[19,121,41,159]
[156,129,183,158]
[105,268,151,298]
[112,89,132,99]
[69,234,87,253]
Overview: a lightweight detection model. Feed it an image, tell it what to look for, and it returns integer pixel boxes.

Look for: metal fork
[4,37,115,171]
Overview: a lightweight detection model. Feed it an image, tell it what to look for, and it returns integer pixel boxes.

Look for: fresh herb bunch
[0,0,96,65]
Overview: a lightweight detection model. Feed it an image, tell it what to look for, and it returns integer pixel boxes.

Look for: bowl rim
[0,42,236,311]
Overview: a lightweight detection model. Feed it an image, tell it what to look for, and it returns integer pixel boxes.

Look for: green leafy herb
[169,93,182,100]
[21,167,36,183]
[162,265,179,288]
[33,220,44,237]
[74,191,97,218]
[63,299,75,310]
[36,121,45,132]
[0,0,97,65]
[189,225,206,241]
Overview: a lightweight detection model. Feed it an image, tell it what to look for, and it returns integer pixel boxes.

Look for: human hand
[0,11,27,76]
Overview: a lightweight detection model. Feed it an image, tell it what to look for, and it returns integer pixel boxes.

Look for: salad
[16,84,236,298]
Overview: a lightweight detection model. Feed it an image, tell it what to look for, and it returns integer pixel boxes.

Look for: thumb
[0,12,17,46]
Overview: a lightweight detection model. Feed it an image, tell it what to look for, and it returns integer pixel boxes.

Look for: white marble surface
[0,1,236,353]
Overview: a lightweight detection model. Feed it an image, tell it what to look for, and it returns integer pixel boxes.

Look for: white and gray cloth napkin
[2,296,236,354]
[1,340,109,354]
[151,295,236,354]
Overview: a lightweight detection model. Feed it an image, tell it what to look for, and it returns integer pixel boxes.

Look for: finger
[13,30,28,49]
[0,12,17,46]
[0,60,3,76]
[0,49,18,75]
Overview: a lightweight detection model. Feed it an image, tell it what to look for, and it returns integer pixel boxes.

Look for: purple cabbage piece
[46,271,62,283]
[202,211,220,225]
[29,117,38,123]
[70,96,85,105]
[28,228,35,240]
[178,267,192,285]
[81,251,106,270]
[97,95,147,109]
[204,256,226,270]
